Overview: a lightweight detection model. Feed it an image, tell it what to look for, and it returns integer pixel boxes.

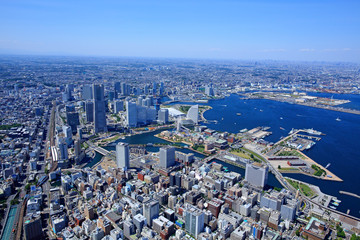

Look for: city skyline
[0,0,359,62]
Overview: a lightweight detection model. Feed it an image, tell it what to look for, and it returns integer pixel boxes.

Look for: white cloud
[299,48,315,52]
[260,49,286,52]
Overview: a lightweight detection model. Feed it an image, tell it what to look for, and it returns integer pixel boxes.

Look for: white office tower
[114,100,124,113]
[126,101,137,127]
[159,146,175,168]
[116,142,130,170]
[92,84,107,133]
[58,138,68,160]
[186,105,199,124]
[185,206,205,239]
[205,85,214,96]
[245,163,269,188]
[158,109,169,124]
[143,199,159,227]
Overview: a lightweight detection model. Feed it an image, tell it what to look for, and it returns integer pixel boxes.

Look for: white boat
[280,117,283,120]
[325,163,331,169]
[336,117,341,121]
[329,206,337,210]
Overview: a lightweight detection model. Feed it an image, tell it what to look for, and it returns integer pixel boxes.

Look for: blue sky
[0,0,359,62]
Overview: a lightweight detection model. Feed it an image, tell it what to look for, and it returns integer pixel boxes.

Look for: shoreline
[248,95,360,115]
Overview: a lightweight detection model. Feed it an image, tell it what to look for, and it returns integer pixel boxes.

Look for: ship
[236,113,242,116]
[260,109,263,112]
[305,128,322,135]
[280,117,283,120]
[305,141,315,150]
[280,127,285,130]
[336,117,341,121]
[325,163,331,169]
[240,128,248,133]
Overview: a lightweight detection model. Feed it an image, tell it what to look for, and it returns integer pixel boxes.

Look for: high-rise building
[186,105,199,124]
[143,199,159,227]
[126,101,137,127]
[245,163,268,188]
[82,85,93,100]
[66,112,79,134]
[152,82,157,95]
[121,82,128,96]
[84,204,94,220]
[159,82,164,96]
[116,143,130,170]
[159,146,175,168]
[185,206,205,238]
[158,109,169,124]
[74,139,81,158]
[92,84,107,133]
[114,82,121,98]
[85,101,94,123]
[58,138,68,160]
[24,213,42,240]
[114,100,124,113]
[205,85,214,96]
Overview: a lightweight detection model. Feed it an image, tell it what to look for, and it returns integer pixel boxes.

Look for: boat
[336,117,341,121]
[221,117,224,120]
[325,163,331,169]
[260,109,263,112]
[280,117,283,120]
[280,127,285,130]
[332,202,339,206]
[333,199,341,203]
[236,113,242,116]
[329,206,337,210]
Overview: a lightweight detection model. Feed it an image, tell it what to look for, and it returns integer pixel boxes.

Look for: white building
[116,142,129,170]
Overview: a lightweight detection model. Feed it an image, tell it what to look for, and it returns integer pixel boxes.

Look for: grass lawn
[230,150,251,159]
[242,147,265,162]
[277,150,305,159]
[286,178,315,197]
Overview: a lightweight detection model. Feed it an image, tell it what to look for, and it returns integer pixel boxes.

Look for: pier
[296,134,321,141]
[339,191,360,199]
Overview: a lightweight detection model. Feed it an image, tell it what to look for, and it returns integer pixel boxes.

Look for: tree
[25,184,31,191]
[351,234,360,240]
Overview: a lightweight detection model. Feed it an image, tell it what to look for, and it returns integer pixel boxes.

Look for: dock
[296,134,321,141]
[339,191,360,199]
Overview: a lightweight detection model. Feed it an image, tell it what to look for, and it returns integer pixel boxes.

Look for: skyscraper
[114,82,121,98]
[66,111,79,134]
[85,101,94,123]
[186,105,199,124]
[121,82,128,96]
[143,199,159,227]
[205,85,214,96]
[58,138,68,160]
[116,142,130,170]
[159,146,175,168]
[82,85,93,100]
[114,100,124,113]
[126,101,137,127]
[185,206,205,238]
[92,84,107,133]
[245,163,269,188]
[158,109,169,124]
